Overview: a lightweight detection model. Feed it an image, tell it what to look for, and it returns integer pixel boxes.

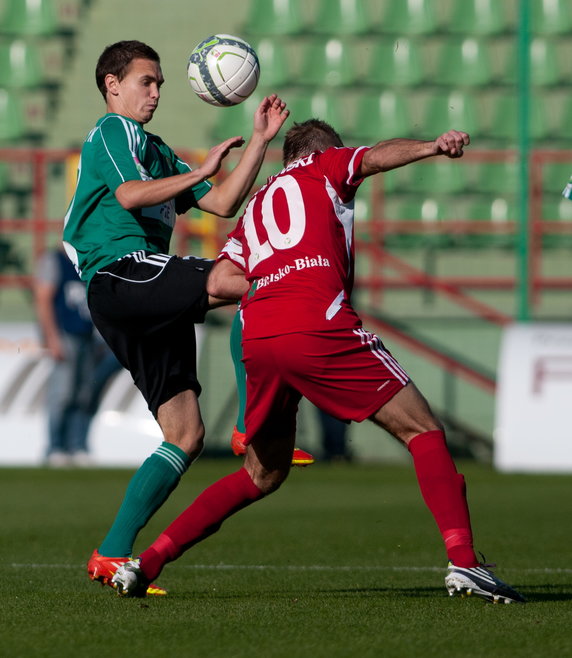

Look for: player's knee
[252,468,289,495]
[163,423,205,460]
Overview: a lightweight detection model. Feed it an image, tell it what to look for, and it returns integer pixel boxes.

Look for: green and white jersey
[63,113,212,284]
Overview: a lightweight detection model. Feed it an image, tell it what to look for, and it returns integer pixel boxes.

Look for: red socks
[139,467,264,581]
[408,430,479,568]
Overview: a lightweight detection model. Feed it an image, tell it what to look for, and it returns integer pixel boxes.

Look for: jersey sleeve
[217,217,246,271]
[318,146,370,203]
[94,115,147,192]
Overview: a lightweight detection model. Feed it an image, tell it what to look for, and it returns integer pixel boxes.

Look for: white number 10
[243,175,306,272]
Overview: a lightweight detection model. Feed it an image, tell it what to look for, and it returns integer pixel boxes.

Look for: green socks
[230,309,247,434]
[98,442,190,557]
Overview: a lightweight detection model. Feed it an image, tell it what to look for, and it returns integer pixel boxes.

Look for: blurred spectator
[34,248,120,466]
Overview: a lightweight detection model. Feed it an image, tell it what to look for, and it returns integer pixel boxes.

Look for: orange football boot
[87,549,167,596]
[231,426,315,466]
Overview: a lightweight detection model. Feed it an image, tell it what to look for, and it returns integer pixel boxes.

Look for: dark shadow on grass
[518,587,572,603]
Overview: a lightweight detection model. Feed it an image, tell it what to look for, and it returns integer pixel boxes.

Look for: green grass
[2,461,572,658]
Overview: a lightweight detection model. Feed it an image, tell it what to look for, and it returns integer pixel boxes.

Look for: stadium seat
[351,91,413,144]
[0,0,58,36]
[500,37,563,87]
[488,92,557,142]
[423,91,482,140]
[253,39,290,88]
[409,160,468,195]
[434,38,495,87]
[366,38,426,87]
[297,38,357,87]
[531,0,572,35]
[385,197,452,248]
[379,0,440,35]
[445,0,510,36]
[210,94,263,142]
[0,39,44,89]
[475,162,519,194]
[465,197,516,248]
[541,162,572,193]
[287,91,343,128]
[0,89,25,142]
[245,0,305,36]
[542,197,572,221]
[310,0,370,35]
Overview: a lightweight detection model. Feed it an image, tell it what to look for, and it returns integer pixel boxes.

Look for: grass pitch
[2,460,572,658]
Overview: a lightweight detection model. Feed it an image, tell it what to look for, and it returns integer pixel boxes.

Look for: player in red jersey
[112,120,524,604]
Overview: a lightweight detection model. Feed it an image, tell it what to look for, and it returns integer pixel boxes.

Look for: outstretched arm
[114,136,245,210]
[197,94,289,218]
[357,130,470,178]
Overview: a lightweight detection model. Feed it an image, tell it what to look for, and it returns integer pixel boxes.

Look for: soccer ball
[187,34,260,107]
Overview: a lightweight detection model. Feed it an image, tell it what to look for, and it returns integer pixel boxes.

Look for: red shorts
[242,327,409,444]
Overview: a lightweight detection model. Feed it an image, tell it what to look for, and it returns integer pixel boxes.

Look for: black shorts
[87,251,213,418]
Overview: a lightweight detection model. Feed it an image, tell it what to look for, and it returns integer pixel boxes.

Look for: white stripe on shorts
[353,327,409,385]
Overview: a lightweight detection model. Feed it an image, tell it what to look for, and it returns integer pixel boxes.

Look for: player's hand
[434,130,470,158]
[253,94,289,142]
[199,136,245,179]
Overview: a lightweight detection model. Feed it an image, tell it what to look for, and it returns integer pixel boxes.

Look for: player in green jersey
[63,40,288,595]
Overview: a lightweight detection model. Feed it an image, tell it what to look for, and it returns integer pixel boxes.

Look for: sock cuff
[154,442,191,476]
[407,429,446,456]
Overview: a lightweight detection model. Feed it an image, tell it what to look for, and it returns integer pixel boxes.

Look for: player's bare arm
[113,136,245,210]
[197,94,289,218]
[206,258,249,307]
[358,130,470,178]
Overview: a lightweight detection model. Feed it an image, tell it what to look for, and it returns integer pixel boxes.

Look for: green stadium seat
[500,37,564,87]
[210,94,263,142]
[385,196,452,248]
[0,89,25,142]
[542,197,572,221]
[0,39,44,89]
[445,0,510,36]
[287,91,343,128]
[379,0,440,35]
[541,197,572,247]
[254,39,290,88]
[542,162,572,193]
[245,0,305,36]
[434,38,495,87]
[0,0,58,36]
[464,197,516,247]
[365,38,426,87]
[310,0,370,35]
[297,38,357,87]
[409,160,468,195]
[488,92,557,142]
[351,91,413,144]
[422,91,482,139]
[475,162,519,194]
[532,0,572,35]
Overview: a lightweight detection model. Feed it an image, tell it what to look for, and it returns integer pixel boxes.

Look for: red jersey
[220,145,369,340]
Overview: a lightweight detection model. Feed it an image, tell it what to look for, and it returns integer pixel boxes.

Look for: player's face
[108,58,164,125]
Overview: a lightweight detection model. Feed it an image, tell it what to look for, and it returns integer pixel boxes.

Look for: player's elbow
[115,184,138,210]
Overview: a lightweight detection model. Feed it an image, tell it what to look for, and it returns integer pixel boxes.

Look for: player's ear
[105,73,120,97]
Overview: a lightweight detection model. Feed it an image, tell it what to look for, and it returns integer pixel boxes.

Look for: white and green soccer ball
[187,34,260,107]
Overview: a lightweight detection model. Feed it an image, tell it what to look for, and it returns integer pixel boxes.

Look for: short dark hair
[282,119,344,166]
[95,40,160,100]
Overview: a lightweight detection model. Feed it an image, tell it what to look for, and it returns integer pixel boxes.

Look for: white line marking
[9,563,572,574]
